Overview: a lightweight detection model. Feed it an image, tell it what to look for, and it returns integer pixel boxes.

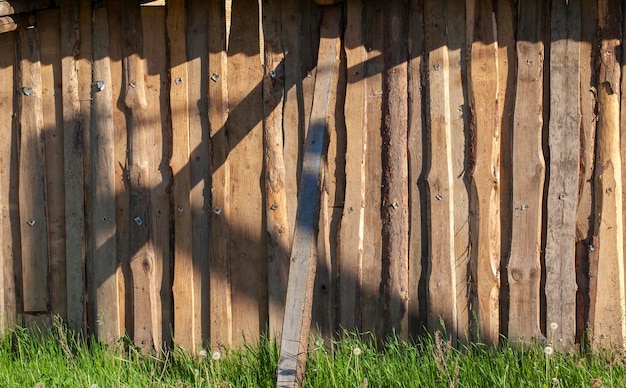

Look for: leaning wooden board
[508,0,544,345]
[545,0,581,350]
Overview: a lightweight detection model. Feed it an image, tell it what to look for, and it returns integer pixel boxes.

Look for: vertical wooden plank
[227,0,266,344]
[590,0,626,351]
[407,0,425,336]
[60,0,85,332]
[0,31,17,330]
[382,0,409,337]
[545,0,581,351]
[467,0,500,346]
[91,6,120,345]
[142,6,171,349]
[263,0,290,339]
[208,0,232,349]
[508,0,544,345]
[168,0,195,351]
[39,9,67,322]
[424,0,457,338]
[17,24,49,314]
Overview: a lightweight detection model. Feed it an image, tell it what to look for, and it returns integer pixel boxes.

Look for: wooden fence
[0,0,623,353]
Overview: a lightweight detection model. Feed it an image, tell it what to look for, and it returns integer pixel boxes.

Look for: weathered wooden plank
[208,0,232,349]
[60,0,84,332]
[589,0,626,351]
[263,0,290,340]
[227,0,266,345]
[382,0,409,338]
[508,0,544,345]
[0,1,49,17]
[0,31,17,330]
[91,6,120,345]
[467,0,500,346]
[338,0,365,332]
[38,8,67,322]
[167,0,195,351]
[17,24,49,314]
[407,0,425,336]
[142,5,170,350]
[544,0,581,351]
[424,0,457,338]
[276,7,342,387]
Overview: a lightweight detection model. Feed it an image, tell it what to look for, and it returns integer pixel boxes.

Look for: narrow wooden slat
[382,0,409,337]
[142,5,170,349]
[227,0,266,345]
[425,0,457,338]
[0,31,17,330]
[208,0,232,349]
[262,0,290,339]
[590,0,626,351]
[0,0,48,17]
[91,7,120,345]
[508,0,544,345]
[467,0,500,346]
[545,0,581,351]
[167,0,195,351]
[17,25,49,314]
[276,7,342,387]
[60,0,84,332]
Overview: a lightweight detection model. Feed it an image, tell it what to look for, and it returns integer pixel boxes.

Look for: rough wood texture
[545,0,581,351]
[508,0,544,345]
[263,0,290,339]
[91,7,120,345]
[425,0,457,338]
[467,0,500,346]
[0,0,48,17]
[208,0,232,350]
[590,0,626,351]
[276,7,342,387]
[17,25,49,314]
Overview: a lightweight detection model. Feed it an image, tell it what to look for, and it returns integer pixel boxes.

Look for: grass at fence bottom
[1,322,626,388]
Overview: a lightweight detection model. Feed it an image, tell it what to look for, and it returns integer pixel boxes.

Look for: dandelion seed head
[212,351,221,361]
[544,346,554,356]
[194,368,200,376]
[539,336,547,345]
[198,349,208,358]
[353,347,362,356]
[550,322,558,331]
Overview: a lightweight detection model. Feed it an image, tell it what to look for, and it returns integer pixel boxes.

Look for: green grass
[1,320,625,387]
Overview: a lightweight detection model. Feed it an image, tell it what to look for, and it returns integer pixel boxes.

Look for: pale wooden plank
[381,0,409,338]
[424,0,457,339]
[508,0,545,345]
[0,31,17,330]
[142,5,170,349]
[167,0,195,351]
[208,0,232,350]
[276,7,342,387]
[545,0,581,351]
[60,0,85,332]
[589,0,626,351]
[467,0,500,346]
[18,24,49,314]
[263,0,290,340]
[91,7,121,345]
[227,0,266,345]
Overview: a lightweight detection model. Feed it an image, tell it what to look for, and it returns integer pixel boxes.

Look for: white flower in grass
[550,322,558,331]
[194,368,200,376]
[544,346,554,356]
[353,347,362,356]
[212,351,222,361]
[198,349,208,358]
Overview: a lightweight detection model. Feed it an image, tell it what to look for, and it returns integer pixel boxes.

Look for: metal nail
[27,219,36,226]
[433,64,441,71]
[435,194,442,201]
[177,206,184,213]
[211,72,221,82]
[101,216,107,222]
[134,216,143,226]
[391,201,399,209]
[174,77,183,85]
[213,207,222,215]
[95,81,105,91]
[22,87,33,96]
[520,204,529,211]
[269,70,276,78]
[129,80,137,88]
[270,203,277,210]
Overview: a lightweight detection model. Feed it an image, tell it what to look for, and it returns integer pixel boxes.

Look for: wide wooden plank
[0,31,17,330]
[208,0,232,349]
[263,0,290,339]
[17,24,49,314]
[276,7,342,387]
[508,0,544,345]
[424,0,457,338]
[382,0,409,337]
[466,0,500,346]
[167,0,195,351]
[590,0,626,351]
[544,0,581,351]
[227,0,266,345]
[91,7,120,345]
